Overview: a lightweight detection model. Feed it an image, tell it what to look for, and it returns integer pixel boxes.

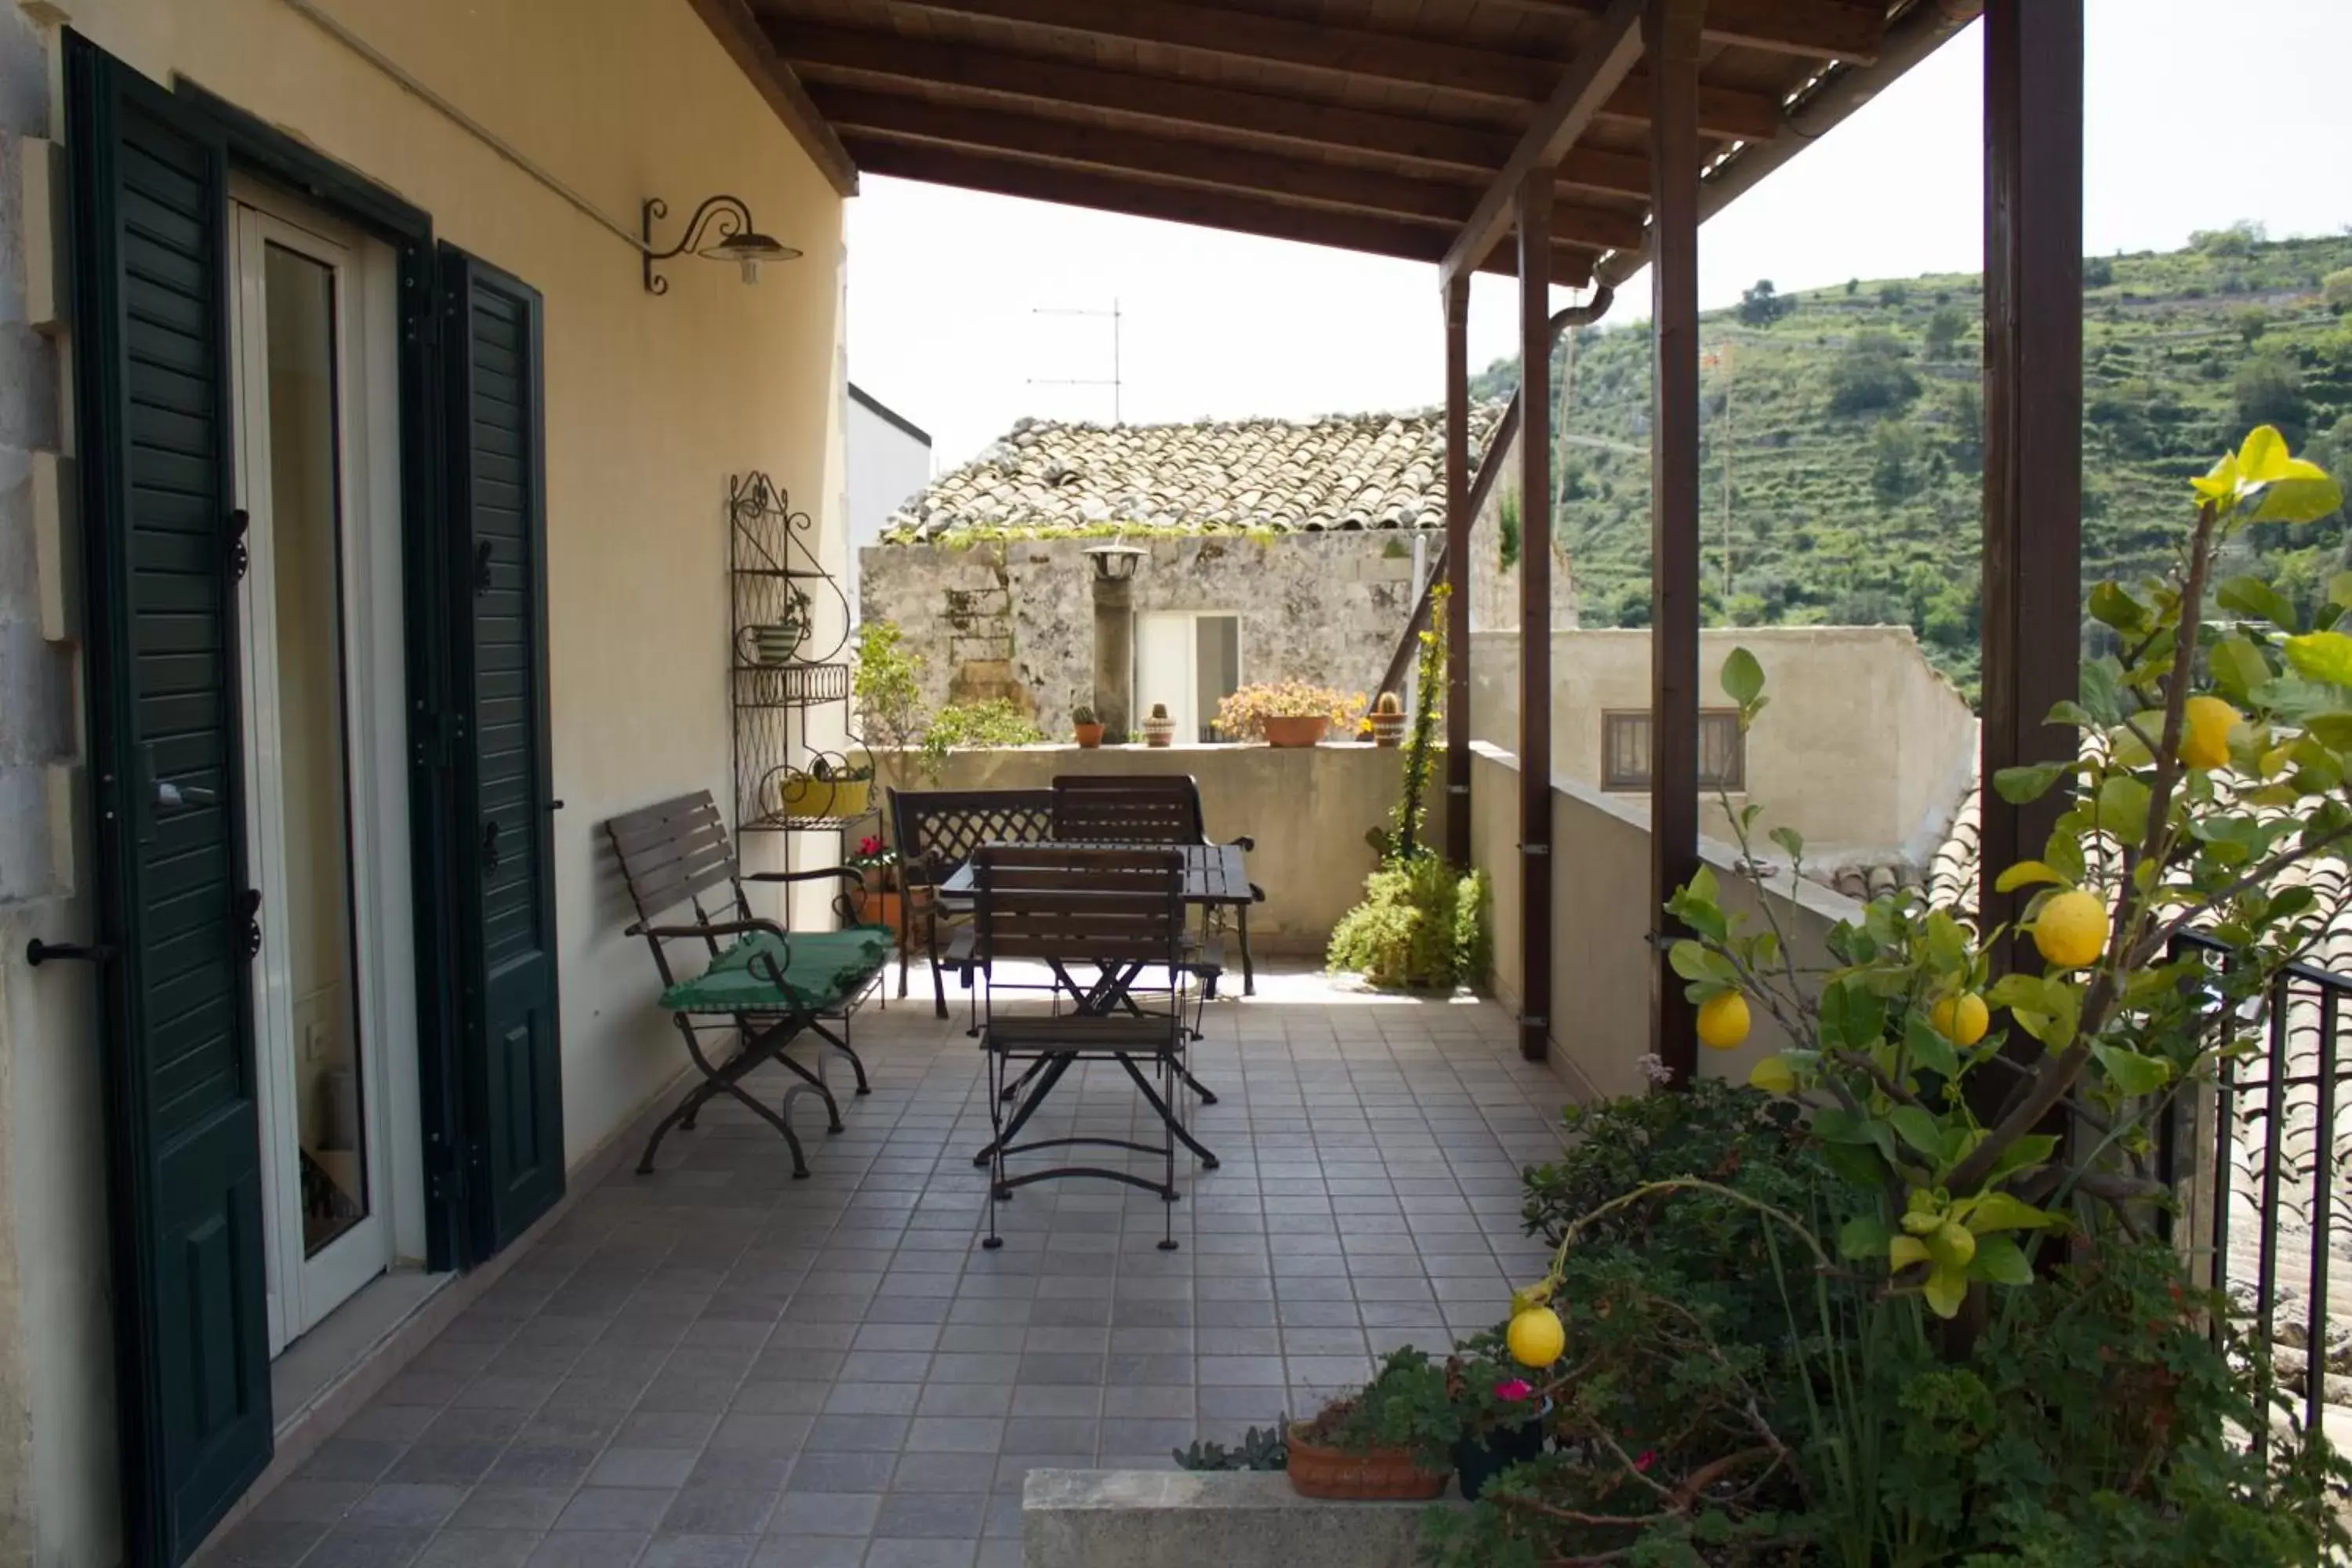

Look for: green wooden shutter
[441,247,564,1253]
[65,34,271,1563]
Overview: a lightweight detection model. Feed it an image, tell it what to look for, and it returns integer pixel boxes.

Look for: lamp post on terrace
[1083,543,1145,743]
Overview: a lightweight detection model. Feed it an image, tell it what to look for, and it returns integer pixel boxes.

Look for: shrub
[919,699,1042,772]
[1828,330,1921,416]
[1213,680,1365,740]
[2325,266,2352,312]
[1327,855,1469,987]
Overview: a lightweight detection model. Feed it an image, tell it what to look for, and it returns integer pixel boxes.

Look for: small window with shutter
[1601,710,1746,791]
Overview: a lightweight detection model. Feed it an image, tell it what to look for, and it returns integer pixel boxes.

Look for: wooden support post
[1647,0,1704,1086]
[1516,169,1554,1064]
[1444,274,1474,868]
[1979,0,2082,945]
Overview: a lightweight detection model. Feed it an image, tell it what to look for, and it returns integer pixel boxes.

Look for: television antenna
[1028,299,1123,423]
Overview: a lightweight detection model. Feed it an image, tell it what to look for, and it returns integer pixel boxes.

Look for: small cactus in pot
[1073,703,1105,748]
[1142,701,1178,748]
[1369,690,1408,747]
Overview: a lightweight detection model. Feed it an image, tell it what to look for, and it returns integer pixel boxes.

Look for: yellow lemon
[1507,1305,1566,1369]
[2032,890,2107,970]
[2179,695,2239,771]
[1748,1054,1797,1096]
[1696,991,1751,1051]
[1930,992,1990,1047]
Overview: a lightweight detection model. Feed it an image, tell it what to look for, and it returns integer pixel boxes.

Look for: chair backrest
[971,844,1185,973]
[890,787,1055,888]
[1049,774,1204,845]
[605,791,744,979]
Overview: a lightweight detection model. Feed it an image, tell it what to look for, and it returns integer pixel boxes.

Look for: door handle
[155,779,218,811]
[25,938,114,967]
[482,818,503,875]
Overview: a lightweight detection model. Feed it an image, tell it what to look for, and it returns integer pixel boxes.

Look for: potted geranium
[1073,704,1104,749]
[845,834,898,929]
[1446,1334,1550,1501]
[1216,681,1367,748]
[1287,1348,1455,1500]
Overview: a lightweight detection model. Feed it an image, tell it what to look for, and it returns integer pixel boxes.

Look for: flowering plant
[1214,679,1365,741]
[845,834,898,876]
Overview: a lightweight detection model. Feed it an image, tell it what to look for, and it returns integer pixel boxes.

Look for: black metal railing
[2160,931,2352,1440]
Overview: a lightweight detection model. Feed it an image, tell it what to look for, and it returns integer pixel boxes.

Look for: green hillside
[1472,227,2352,699]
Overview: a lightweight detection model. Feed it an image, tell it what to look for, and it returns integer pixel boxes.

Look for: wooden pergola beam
[804,70,1653,198]
[1475,0,1886,64]
[682,0,858,196]
[839,2,1780,136]
[1443,276,1473,868]
[1517,167,1557,1065]
[821,90,1646,252]
[1443,0,1644,284]
[842,138,1599,284]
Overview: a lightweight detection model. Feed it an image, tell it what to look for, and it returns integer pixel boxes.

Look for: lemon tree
[1656,427,2349,1322]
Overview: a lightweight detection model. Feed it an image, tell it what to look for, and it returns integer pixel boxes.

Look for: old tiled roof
[884,405,1504,541]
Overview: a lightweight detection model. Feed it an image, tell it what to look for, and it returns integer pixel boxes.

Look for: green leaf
[1818,980,1886,1053]
[1987,1133,2060,1181]
[2285,632,2352,688]
[1994,762,2071,804]
[2218,574,2300,631]
[1969,1236,2034,1287]
[2330,572,2352,612]
[1967,1191,2053,1235]
[1810,1108,1876,1145]
[2209,634,2274,702]
[1905,1011,1958,1082]
[2079,656,2125,724]
[2238,425,2292,482]
[2087,581,2150,633]
[1668,939,1718,982]
[2092,1044,2172,1097]
[2306,712,2352,752]
[1721,646,1766,708]
[2094,775,2151,844]
[1838,1215,1893,1261]
[1994,860,2067,894]
[1889,1105,1946,1163]
[2252,472,2345,525]
[1768,825,1806,862]
[1922,1263,1969,1319]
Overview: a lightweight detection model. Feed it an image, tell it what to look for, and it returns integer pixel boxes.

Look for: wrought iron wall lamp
[642,194,800,293]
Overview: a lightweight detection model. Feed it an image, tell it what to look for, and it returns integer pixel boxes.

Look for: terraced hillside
[1474,228,2352,699]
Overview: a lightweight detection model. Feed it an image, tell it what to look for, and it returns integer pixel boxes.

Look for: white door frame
[227,183,423,1353]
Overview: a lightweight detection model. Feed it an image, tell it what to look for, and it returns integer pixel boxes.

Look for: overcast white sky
[842,0,2352,468]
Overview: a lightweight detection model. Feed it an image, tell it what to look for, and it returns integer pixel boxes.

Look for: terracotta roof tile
[885,405,1504,541]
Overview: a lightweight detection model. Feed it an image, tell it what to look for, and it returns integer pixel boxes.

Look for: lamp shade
[1082,543,1145,582]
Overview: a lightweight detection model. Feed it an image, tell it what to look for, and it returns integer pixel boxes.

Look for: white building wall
[843,386,931,617]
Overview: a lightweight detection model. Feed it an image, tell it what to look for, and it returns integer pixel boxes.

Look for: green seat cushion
[660,924,892,1015]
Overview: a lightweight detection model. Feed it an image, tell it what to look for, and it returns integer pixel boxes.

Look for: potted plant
[845,833,899,929]
[1368,690,1407,747]
[1142,701,1177,748]
[776,753,874,821]
[1073,704,1104,749]
[751,587,811,665]
[1287,1348,1455,1501]
[1215,681,1367,749]
[1446,1337,1550,1502]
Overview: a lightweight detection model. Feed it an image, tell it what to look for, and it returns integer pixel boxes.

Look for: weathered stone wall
[860,532,1435,726]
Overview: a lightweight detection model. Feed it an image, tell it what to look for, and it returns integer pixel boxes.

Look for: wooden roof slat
[1463,0,1884,63]
[684,0,858,194]
[1443,0,1643,282]
[814,87,1646,249]
[839,136,1597,285]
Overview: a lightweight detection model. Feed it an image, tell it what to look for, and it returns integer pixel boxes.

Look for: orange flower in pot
[1215,681,1367,749]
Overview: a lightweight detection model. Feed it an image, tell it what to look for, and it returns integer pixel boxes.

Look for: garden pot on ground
[1285,1425,1448,1501]
[1260,714,1330,748]
[1454,1417,1548,1501]
[852,887,902,932]
[1074,722,1105,749]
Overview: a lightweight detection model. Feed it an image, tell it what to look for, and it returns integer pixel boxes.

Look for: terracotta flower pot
[852,888,902,932]
[1260,714,1330,749]
[1285,1425,1449,1501]
[1370,712,1408,748]
[1074,722,1105,749]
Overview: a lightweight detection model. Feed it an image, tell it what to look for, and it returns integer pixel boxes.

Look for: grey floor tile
[768,1490,883,1536]
[555,1486,678,1530]
[588,1447,700,1489]
[785,1451,896,1492]
[198,1519,327,1566]
[750,1538,866,1568]
[865,1538,980,1568]
[414,1529,539,1568]
[347,1483,467,1528]
[659,1488,776,1534]
[524,1533,652,1568]
[300,1524,434,1568]
[448,1487,572,1530]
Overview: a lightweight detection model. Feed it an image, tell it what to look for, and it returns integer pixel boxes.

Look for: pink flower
[858,836,884,857]
[1493,1378,1534,1403]
[1634,1450,1657,1474]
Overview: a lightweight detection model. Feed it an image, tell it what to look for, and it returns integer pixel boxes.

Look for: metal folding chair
[971,845,1196,1253]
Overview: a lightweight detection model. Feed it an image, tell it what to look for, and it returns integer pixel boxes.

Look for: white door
[1136,612,1242,741]
[228,192,416,1352]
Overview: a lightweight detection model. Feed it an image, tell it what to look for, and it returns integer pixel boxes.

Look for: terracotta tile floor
[207,966,1576,1568]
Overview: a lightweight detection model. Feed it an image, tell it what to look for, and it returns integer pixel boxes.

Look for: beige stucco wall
[0,0,846,1557]
[1469,626,1976,873]
[912,742,1443,954]
[1471,742,1857,1102]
